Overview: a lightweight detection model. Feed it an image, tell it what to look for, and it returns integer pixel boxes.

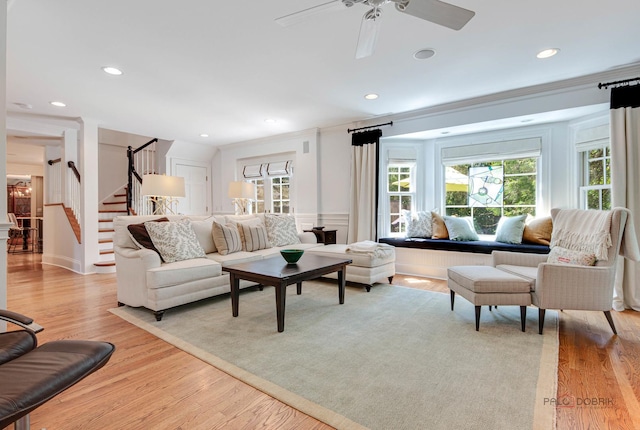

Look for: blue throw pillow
[495,215,527,244]
[443,216,479,241]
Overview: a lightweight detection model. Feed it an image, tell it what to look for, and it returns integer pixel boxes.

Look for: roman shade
[441,138,541,165]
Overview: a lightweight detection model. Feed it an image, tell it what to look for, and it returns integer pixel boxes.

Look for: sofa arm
[298,232,318,244]
[492,250,548,267]
[534,263,615,310]
[114,247,162,307]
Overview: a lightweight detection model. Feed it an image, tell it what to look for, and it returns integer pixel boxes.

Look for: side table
[304,227,337,245]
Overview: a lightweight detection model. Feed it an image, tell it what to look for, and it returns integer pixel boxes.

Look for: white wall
[98,143,128,200]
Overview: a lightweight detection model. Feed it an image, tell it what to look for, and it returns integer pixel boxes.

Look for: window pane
[401,196,412,211]
[282,202,290,213]
[445,207,471,217]
[589,148,604,159]
[504,158,536,174]
[273,185,281,199]
[389,195,399,214]
[586,189,601,210]
[503,207,535,217]
[503,175,536,206]
[282,186,289,199]
[473,207,501,234]
[588,160,604,185]
[602,188,611,210]
[390,215,401,233]
[273,201,282,213]
[605,158,611,185]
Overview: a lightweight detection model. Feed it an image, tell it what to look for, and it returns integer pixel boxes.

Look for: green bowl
[280,249,304,264]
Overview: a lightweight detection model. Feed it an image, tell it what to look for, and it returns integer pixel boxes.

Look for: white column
[62,128,77,207]
[1,1,10,315]
[79,119,99,273]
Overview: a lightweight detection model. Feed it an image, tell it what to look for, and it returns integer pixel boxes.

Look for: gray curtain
[610,83,640,311]
[348,129,381,243]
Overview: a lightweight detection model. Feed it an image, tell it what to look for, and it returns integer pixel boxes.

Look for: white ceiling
[6,0,640,149]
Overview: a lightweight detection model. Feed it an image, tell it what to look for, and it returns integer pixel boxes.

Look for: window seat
[379,237,550,255]
[378,237,549,280]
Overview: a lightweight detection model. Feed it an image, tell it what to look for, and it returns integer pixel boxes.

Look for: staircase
[94,187,128,273]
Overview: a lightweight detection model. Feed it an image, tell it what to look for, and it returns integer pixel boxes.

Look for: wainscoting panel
[393,248,491,280]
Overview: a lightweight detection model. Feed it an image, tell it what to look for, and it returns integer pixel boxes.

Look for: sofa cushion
[443,216,479,241]
[207,251,263,267]
[264,214,301,247]
[190,216,217,254]
[145,219,206,263]
[146,258,222,289]
[240,223,271,252]
[448,266,531,293]
[495,264,538,290]
[431,212,449,239]
[495,214,527,244]
[212,222,243,255]
[522,216,553,245]
[127,217,169,259]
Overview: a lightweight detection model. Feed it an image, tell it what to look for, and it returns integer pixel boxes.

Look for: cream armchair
[492,207,630,335]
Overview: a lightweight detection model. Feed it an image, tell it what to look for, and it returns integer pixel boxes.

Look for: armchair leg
[520,306,527,332]
[15,414,29,430]
[538,309,546,335]
[450,290,455,311]
[475,306,481,331]
[604,311,618,335]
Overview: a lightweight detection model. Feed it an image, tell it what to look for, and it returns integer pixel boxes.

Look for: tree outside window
[445,157,537,234]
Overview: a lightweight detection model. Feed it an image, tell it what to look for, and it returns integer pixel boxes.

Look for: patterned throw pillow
[211,222,243,255]
[126,217,170,260]
[403,210,432,238]
[144,219,206,263]
[495,215,527,244]
[547,246,597,266]
[241,223,271,252]
[443,216,479,241]
[264,214,301,247]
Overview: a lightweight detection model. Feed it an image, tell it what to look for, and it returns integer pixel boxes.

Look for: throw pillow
[547,246,597,266]
[211,222,243,255]
[126,217,170,259]
[431,211,449,239]
[190,216,217,254]
[241,223,271,252]
[495,214,527,244]
[264,214,301,247]
[230,217,264,251]
[403,210,432,238]
[522,216,553,245]
[443,216,479,241]
[144,219,206,263]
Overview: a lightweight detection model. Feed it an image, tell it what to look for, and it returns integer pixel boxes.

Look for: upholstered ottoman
[307,244,395,291]
[447,265,532,331]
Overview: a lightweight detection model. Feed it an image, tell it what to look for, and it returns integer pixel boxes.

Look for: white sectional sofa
[113,214,395,320]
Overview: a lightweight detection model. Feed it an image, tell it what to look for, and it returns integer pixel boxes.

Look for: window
[580,145,611,210]
[386,163,415,236]
[244,161,293,214]
[445,157,537,234]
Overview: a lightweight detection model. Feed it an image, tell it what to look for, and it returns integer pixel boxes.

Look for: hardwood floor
[5,253,640,429]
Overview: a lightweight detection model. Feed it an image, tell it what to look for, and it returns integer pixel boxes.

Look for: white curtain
[610,83,640,311]
[348,129,381,243]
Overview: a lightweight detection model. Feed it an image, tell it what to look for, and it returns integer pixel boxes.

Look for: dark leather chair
[0,309,115,430]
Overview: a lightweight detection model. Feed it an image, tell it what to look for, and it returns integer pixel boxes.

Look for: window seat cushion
[379,237,550,255]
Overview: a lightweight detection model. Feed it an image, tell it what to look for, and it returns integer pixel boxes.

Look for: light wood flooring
[5,253,640,429]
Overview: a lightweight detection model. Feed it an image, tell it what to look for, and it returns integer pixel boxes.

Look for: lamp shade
[228,181,256,199]
[141,174,186,197]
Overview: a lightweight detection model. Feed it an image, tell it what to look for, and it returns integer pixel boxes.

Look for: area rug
[110,282,558,430]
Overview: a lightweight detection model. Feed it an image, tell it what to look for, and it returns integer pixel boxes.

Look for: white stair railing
[67,161,82,226]
[46,158,63,203]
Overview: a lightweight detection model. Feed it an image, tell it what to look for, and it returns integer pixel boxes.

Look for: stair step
[114,193,127,197]
[99,239,113,244]
[100,250,114,255]
[99,228,115,233]
[94,261,116,267]
[99,210,127,213]
[99,218,114,223]
[103,201,127,205]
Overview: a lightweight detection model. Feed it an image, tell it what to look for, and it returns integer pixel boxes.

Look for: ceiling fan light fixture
[413,48,436,60]
[536,48,559,59]
[364,93,379,100]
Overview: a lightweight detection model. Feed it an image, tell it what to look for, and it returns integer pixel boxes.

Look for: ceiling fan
[275,0,475,59]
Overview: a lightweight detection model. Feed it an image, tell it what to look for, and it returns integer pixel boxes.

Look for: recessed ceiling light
[200,133,209,138]
[264,118,277,124]
[364,93,379,100]
[102,66,123,75]
[413,48,436,60]
[536,48,559,59]
[50,101,66,107]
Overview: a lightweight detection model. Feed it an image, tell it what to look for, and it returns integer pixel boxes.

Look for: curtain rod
[348,121,393,134]
[598,77,640,89]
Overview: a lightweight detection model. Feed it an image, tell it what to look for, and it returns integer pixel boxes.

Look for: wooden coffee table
[225,254,352,332]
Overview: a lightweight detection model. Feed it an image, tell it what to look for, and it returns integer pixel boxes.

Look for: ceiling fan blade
[355,9,382,59]
[396,0,475,30]
[275,1,345,27]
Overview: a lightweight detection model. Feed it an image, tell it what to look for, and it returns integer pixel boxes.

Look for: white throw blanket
[551,209,613,260]
[346,240,393,258]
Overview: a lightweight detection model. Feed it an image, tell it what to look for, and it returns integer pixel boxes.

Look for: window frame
[384,161,416,237]
[578,144,611,210]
